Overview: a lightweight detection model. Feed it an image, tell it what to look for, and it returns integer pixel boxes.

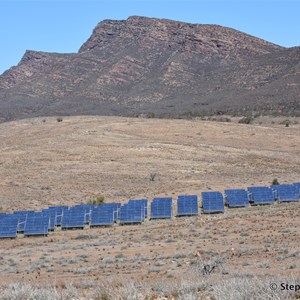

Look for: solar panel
[90,203,120,226]
[293,182,300,194]
[0,215,18,238]
[13,210,35,233]
[150,197,173,219]
[0,213,7,220]
[271,184,300,202]
[44,206,68,227]
[24,212,49,236]
[128,199,148,218]
[224,189,249,208]
[177,195,198,216]
[202,192,224,213]
[119,200,148,224]
[247,186,275,205]
[61,206,88,230]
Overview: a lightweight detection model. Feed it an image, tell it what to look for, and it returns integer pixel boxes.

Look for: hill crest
[0,16,299,122]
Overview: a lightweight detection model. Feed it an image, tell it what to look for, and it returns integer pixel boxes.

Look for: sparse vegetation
[56,117,63,122]
[238,116,253,124]
[279,119,291,127]
[150,173,157,181]
[272,178,280,185]
[89,195,105,205]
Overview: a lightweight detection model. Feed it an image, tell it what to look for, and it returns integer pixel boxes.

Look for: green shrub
[272,178,280,185]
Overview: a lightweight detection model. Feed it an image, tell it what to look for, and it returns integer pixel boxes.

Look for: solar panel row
[1,181,299,238]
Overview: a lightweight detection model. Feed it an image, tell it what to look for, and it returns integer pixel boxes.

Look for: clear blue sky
[1,0,299,74]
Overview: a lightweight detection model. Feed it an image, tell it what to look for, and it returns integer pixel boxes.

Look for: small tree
[272,178,279,185]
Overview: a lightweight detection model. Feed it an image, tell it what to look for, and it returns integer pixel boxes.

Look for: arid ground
[0,116,299,299]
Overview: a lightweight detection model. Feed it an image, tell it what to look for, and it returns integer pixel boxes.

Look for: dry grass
[0,116,299,298]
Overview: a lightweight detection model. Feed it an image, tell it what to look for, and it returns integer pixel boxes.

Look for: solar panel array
[24,212,50,236]
[177,195,198,216]
[61,206,89,230]
[119,199,148,224]
[0,215,18,238]
[202,192,224,213]
[1,180,299,238]
[42,206,67,228]
[150,198,173,219]
[225,189,249,208]
[91,203,121,226]
[271,184,300,202]
[247,186,275,205]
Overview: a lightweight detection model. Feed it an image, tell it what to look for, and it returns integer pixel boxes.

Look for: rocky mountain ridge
[0,16,299,122]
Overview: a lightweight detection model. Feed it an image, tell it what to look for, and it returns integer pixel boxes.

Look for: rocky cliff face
[0,16,299,121]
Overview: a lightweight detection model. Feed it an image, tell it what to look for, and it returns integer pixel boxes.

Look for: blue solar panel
[177,195,198,216]
[24,213,49,236]
[128,199,148,218]
[271,184,300,202]
[0,215,18,238]
[150,197,173,219]
[202,192,224,213]
[247,186,275,204]
[61,206,89,229]
[13,211,35,233]
[91,203,121,226]
[44,206,68,227]
[119,199,148,224]
[225,189,249,208]
[0,213,7,220]
[293,182,300,193]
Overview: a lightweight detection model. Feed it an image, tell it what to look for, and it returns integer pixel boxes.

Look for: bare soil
[0,116,299,295]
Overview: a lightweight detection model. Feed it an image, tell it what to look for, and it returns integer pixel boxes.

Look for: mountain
[0,16,299,122]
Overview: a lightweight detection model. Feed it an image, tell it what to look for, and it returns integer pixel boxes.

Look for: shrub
[150,173,157,181]
[279,119,290,127]
[272,178,280,185]
[238,116,253,124]
[56,117,63,122]
[89,195,105,205]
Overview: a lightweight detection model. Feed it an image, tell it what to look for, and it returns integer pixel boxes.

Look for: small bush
[56,117,63,122]
[238,116,253,124]
[272,178,280,185]
[89,195,105,205]
[150,173,157,181]
[279,119,290,127]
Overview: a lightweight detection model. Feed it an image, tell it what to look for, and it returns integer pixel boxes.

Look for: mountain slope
[0,16,299,122]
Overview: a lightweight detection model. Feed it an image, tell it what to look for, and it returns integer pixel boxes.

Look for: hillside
[0,116,299,211]
[0,116,299,299]
[0,16,299,122]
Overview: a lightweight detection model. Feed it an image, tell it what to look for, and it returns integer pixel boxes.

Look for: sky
[0,0,299,74]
